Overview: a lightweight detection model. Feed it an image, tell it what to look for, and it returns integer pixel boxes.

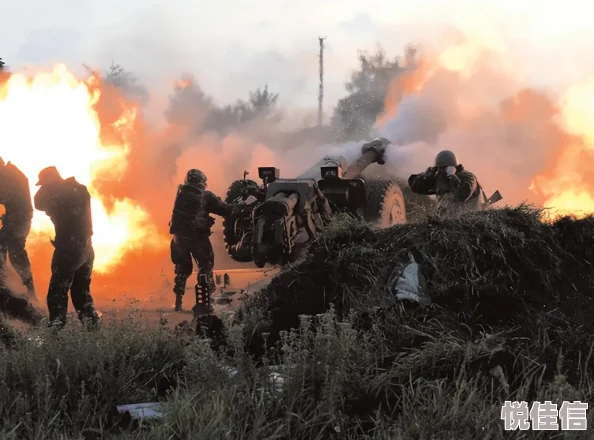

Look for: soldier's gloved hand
[446,166,460,183]
[424,167,437,177]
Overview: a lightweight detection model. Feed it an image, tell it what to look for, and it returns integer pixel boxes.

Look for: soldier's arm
[448,170,478,201]
[408,168,437,195]
[0,175,8,204]
[204,191,235,217]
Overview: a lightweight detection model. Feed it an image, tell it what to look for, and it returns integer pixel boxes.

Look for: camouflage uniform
[170,169,238,313]
[0,160,36,297]
[33,166,100,329]
[408,150,483,218]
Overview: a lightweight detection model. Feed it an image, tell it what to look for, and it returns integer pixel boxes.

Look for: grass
[1,309,592,439]
[2,206,594,439]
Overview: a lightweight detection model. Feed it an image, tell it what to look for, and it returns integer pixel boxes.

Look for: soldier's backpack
[169,184,203,237]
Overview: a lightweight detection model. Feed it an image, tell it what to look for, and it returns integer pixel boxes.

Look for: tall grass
[1,306,592,439]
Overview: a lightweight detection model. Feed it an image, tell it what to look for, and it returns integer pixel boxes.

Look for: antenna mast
[318,36,327,127]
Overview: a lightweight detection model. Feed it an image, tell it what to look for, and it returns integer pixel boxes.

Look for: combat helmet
[434,150,459,168]
[36,166,63,186]
[185,169,207,186]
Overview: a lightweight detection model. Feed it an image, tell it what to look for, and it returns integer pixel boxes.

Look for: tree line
[1,45,418,142]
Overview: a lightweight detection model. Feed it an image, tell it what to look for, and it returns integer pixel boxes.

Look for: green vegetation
[2,207,594,439]
[103,45,417,143]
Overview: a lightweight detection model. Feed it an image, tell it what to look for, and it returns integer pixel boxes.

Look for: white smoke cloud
[4,0,594,113]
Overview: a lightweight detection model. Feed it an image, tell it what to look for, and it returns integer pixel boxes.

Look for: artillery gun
[222,138,433,268]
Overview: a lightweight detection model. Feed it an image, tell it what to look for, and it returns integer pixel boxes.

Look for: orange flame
[0,64,167,273]
[530,78,594,219]
[376,38,504,128]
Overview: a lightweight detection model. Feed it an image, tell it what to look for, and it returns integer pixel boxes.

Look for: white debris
[115,402,163,421]
[393,254,431,306]
[489,365,510,392]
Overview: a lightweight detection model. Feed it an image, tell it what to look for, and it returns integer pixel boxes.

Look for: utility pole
[318,36,326,127]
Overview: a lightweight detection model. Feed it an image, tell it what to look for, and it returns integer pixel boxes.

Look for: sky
[3,0,594,116]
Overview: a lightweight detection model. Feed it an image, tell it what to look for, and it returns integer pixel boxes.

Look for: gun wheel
[223,179,259,262]
[364,180,407,228]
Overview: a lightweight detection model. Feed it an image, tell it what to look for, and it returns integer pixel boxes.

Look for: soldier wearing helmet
[169,168,243,314]
[33,166,100,330]
[0,157,37,299]
[408,150,483,217]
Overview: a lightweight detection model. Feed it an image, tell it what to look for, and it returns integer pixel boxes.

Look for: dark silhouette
[34,166,100,330]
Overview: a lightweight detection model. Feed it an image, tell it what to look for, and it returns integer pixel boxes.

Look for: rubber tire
[222,179,259,262]
[364,180,407,228]
[224,179,260,204]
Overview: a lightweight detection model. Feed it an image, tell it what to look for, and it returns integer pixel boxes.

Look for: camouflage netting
[245,206,594,330]
[199,205,594,395]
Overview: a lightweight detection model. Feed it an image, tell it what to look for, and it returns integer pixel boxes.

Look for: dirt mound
[257,206,582,330]
[201,206,592,390]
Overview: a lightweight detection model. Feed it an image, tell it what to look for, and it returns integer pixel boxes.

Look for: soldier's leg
[0,227,9,285]
[171,237,193,311]
[70,245,100,330]
[0,283,43,325]
[6,226,35,297]
[192,236,215,314]
[47,248,76,329]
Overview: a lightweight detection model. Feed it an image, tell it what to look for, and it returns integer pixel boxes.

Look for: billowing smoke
[156,37,578,233]
[359,41,573,208]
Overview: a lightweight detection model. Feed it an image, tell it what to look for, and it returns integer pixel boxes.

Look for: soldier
[408,150,483,218]
[0,158,37,298]
[169,169,242,314]
[33,166,100,330]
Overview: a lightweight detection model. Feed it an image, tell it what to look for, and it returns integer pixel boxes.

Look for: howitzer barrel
[295,137,392,181]
[342,137,391,179]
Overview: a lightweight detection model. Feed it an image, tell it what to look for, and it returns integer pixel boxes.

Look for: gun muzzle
[342,138,392,179]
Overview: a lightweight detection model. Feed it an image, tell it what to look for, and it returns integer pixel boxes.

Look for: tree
[204,85,280,135]
[164,75,280,137]
[331,45,418,141]
[165,73,216,133]
[247,85,279,115]
[104,63,149,106]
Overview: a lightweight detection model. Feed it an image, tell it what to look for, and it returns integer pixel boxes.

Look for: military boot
[26,285,37,302]
[78,307,102,331]
[24,303,46,326]
[174,294,183,312]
